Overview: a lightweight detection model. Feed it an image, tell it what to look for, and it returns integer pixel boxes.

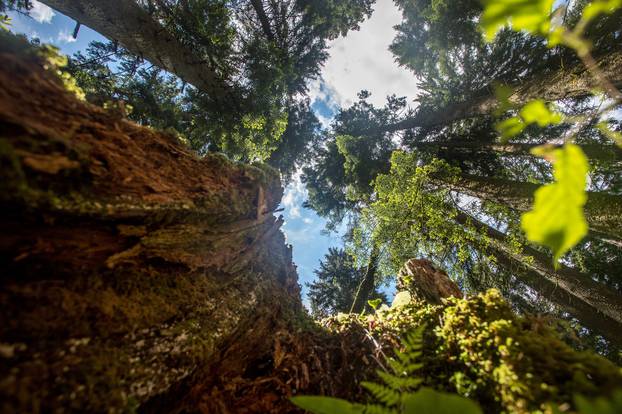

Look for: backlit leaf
[481,0,555,41]
[402,388,483,414]
[519,100,562,127]
[521,144,589,263]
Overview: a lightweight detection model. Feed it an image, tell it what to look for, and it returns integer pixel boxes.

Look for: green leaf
[521,144,589,262]
[368,298,383,310]
[481,0,555,41]
[402,388,483,414]
[495,117,525,140]
[519,100,562,127]
[361,382,400,406]
[290,396,365,414]
[495,100,562,141]
[0,14,11,31]
[574,390,622,414]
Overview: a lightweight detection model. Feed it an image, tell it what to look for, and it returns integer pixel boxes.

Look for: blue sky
[8,0,419,306]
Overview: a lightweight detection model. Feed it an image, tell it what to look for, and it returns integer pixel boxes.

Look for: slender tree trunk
[250,0,275,41]
[454,211,622,346]
[349,244,380,313]
[41,0,232,102]
[362,51,622,135]
[414,140,622,162]
[449,174,622,241]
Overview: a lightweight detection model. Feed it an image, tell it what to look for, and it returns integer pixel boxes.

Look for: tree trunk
[450,174,622,241]
[40,0,232,102]
[0,38,300,413]
[454,211,622,346]
[349,244,380,313]
[414,140,622,162]
[250,0,276,41]
[397,258,462,304]
[362,51,622,135]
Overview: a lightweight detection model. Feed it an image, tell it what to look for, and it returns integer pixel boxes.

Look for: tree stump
[397,258,462,305]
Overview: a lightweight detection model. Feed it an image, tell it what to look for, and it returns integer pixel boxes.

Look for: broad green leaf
[521,144,589,263]
[290,396,365,414]
[495,117,525,140]
[481,0,555,41]
[574,390,622,414]
[495,100,562,141]
[519,100,562,127]
[368,298,383,310]
[402,388,483,414]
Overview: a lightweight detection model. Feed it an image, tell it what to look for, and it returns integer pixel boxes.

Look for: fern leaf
[376,370,423,391]
[361,382,400,406]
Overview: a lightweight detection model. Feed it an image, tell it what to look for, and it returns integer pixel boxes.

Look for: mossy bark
[0,39,300,413]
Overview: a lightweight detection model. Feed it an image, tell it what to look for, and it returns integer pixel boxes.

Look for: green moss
[323,290,622,413]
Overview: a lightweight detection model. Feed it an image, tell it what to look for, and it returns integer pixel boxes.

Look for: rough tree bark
[397,259,462,305]
[0,39,300,413]
[453,211,622,346]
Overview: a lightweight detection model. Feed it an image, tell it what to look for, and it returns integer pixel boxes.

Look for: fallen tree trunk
[0,37,301,413]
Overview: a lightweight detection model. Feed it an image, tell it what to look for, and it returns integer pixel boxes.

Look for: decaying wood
[0,39,300,413]
[397,259,462,305]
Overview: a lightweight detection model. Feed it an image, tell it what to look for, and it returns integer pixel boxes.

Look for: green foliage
[521,143,589,263]
[402,388,483,414]
[307,248,387,318]
[495,99,563,140]
[325,289,622,413]
[290,396,365,414]
[597,122,622,148]
[291,325,483,414]
[0,14,10,30]
[481,0,622,267]
[481,0,555,41]
[573,390,622,414]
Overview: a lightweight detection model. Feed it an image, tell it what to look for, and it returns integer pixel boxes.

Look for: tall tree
[307,247,385,317]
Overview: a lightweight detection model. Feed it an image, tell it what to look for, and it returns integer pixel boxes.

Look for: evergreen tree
[307,247,386,318]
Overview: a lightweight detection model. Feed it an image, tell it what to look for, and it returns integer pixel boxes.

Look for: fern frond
[361,382,400,406]
[376,370,423,391]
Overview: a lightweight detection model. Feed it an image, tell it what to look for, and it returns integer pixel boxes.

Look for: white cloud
[29,1,55,24]
[303,217,313,224]
[281,173,307,219]
[311,0,420,110]
[57,29,77,43]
